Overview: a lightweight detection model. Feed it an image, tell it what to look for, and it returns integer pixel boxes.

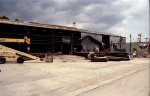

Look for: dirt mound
[53,55,86,63]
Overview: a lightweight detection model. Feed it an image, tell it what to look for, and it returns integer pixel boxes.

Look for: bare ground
[0,55,149,96]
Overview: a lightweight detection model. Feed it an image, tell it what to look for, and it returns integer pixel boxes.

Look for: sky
[0,0,149,42]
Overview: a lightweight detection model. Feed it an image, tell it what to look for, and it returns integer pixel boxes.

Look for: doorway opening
[62,43,71,54]
[102,35,110,49]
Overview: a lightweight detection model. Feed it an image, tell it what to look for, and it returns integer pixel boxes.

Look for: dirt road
[0,57,149,96]
[79,68,149,96]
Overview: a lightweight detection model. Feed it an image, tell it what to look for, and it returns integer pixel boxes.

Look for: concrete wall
[81,37,99,52]
[81,33,102,42]
[110,36,120,44]
[110,36,126,49]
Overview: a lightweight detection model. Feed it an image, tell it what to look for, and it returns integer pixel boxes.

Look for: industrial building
[0,19,126,54]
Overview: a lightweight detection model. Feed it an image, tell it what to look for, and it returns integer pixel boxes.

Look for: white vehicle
[0,51,24,64]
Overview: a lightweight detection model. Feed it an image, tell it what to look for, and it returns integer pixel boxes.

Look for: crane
[0,36,30,44]
[0,36,40,64]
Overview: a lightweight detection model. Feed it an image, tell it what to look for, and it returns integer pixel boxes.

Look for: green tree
[15,19,23,22]
[0,16,10,20]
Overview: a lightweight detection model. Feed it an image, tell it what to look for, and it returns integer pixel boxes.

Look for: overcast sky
[0,0,149,42]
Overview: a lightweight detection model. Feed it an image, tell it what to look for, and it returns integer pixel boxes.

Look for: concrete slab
[0,57,149,96]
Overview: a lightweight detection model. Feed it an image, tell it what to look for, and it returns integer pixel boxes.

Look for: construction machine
[107,45,131,61]
[87,44,131,62]
[0,51,24,64]
[0,37,40,64]
[0,36,30,44]
[88,49,109,62]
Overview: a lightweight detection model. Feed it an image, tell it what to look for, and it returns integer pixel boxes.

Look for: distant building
[0,19,126,54]
[81,32,126,52]
[80,36,103,52]
[125,42,149,56]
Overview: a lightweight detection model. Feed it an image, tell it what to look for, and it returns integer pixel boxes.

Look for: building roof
[0,19,123,37]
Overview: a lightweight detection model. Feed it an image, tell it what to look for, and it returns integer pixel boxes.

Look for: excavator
[107,44,131,61]
[0,37,40,64]
[88,49,109,62]
[87,43,131,62]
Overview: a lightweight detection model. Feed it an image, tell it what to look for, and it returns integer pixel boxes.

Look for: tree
[0,16,10,20]
[15,19,23,22]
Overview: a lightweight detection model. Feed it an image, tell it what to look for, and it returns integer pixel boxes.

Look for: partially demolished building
[0,19,126,54]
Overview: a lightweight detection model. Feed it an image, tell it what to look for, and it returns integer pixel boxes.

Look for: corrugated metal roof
[0,19,123,37]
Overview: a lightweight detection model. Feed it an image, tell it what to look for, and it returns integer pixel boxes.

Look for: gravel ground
[79,68,149,96]
[0,56,149,96]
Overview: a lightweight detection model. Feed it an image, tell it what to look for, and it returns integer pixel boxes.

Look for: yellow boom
[0,36,30,44]
[0,38,24,43]
[0,36,39,60]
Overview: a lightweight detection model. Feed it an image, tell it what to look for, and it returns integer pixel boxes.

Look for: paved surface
[79,68,149,96]
[0,56,149,96]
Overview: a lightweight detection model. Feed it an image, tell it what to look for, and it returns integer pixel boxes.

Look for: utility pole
[145,38,149,44]
[137,38,140,42]
[138,33,142,46]
[145,38,149,53]
[149,0,150,54]
[148,1,150,96]
[138,34,142,43]
[130,34,132,52]
[119,36,122,49]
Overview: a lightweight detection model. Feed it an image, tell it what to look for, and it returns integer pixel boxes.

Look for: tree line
[0,16,23,21]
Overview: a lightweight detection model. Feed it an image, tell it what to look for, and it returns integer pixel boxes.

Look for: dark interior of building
[102,35,110,49]
[0,23,82,54]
